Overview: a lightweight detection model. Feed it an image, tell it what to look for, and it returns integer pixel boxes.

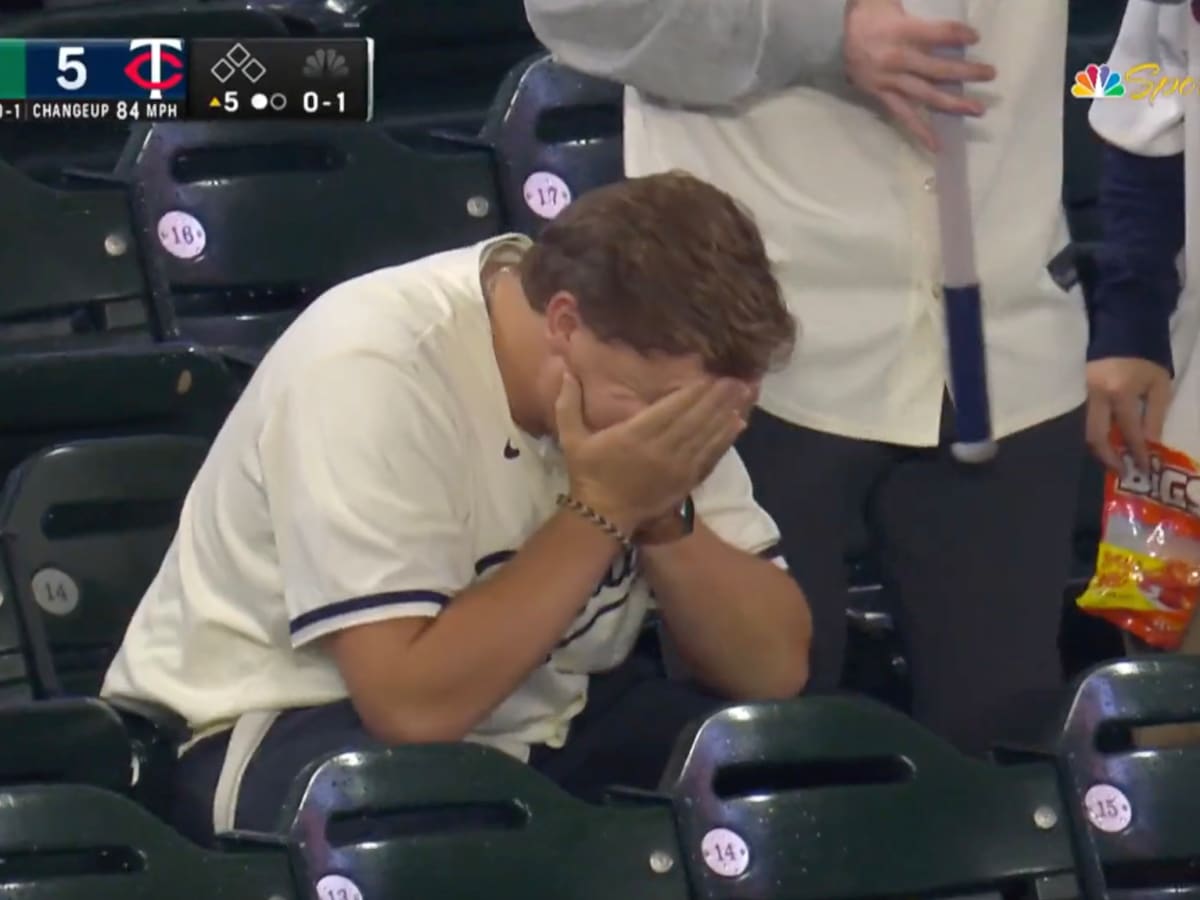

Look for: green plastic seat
[481,53,624,237]
[0,434,208,698]
[0,782,296,900]
[0,158,155,345]
[1052,658,1200,900]
[0,559,35,704]
[662,697,1080,900]
[278,742,689,900]
[0,343,239,490]
[350,0,542,127]
[120,119,502,358]
[0,697,133,790]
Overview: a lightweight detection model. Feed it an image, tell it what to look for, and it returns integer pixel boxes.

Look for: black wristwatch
[636,495,695,546]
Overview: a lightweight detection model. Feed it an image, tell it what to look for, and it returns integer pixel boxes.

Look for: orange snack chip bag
[1077,439,1200,650]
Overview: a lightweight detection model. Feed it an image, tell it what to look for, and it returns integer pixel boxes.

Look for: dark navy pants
[736,399,1086,756]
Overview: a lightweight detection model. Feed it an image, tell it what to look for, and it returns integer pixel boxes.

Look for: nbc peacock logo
[1071,64,1126,99]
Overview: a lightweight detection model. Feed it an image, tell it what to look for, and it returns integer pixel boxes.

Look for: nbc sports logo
[1072,64,1125,99]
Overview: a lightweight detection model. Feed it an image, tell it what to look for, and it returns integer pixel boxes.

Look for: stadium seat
[0,563,35,704]
[0,434,208,698]
[0,549,188,812]
[482,53,624,237]
[662,697,1080,900]
[1053,657,1200,900]
[0,156,160,346]
[0,343,238,488]
[279,741,688,900]
[0,698,135,791]
[340,0,542,131]
[0,782,297,900]
[119,120,503,360]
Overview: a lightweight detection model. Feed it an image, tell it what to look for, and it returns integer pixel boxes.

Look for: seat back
[0,158,153,345]
[358,0,541,127]
[663,697,1080,900]
[0,343,238,486]
[0,783,296,900]
[482,53,624,237]
[281,742,688,900]
[0,698,132,789]
[122,120,502,356]
[1055,658,1200,900]
[0,435,208,697]
[0,563,35,704]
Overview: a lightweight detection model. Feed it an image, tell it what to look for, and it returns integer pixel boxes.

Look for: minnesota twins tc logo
[124,38,184,100]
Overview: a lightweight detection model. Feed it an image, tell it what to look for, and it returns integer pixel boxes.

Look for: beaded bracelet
[556,494,633,550]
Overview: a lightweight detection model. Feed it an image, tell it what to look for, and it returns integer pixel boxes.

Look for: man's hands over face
[843,0,995,152]
[556,370,750,535]
[1086,357,1172,473]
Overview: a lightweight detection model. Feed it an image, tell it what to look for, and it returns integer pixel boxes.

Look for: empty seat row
[1,639,1197,900]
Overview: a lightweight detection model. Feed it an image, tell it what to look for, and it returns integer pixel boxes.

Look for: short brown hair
[518,171,795,379]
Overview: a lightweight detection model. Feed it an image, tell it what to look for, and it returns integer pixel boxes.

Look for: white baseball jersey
[101,235,783,760]
[1089,1,1199,456]
[621,0,1085,445]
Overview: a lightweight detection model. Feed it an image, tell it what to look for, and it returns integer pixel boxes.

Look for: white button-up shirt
[528,0,1087,445]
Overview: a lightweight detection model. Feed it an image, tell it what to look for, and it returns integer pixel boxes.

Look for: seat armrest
[104,697,191,817]
[0,698,133,790]
[106,696,191,745]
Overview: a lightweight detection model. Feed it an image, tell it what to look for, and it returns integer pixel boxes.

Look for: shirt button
[923,177,936,192]
[931,285,943,299]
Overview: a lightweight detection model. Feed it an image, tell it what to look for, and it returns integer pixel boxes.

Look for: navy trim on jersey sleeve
[288,589,450,635]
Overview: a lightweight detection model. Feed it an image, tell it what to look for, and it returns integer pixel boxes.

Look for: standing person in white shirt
[101,172,810,845]
[525,0,1165,754]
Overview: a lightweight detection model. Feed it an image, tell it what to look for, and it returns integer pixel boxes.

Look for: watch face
[680,495,696,531]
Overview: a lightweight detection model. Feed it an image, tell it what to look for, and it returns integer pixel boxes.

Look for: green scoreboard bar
[0,40,25,101]
[0,36,372,123]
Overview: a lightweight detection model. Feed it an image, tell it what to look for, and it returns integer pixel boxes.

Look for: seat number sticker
[701,827,750,877]
[31,568,79,616]
[316,874,363,900]
[523,171,572,219]
[157,210,207,260]
[1084,783,1133,833]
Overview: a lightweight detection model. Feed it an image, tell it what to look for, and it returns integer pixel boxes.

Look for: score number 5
[56,47,88,91]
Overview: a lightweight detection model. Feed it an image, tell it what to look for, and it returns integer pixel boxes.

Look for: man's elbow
[752,653,809,701]
[758,596,812,699]
[354,697,478,747]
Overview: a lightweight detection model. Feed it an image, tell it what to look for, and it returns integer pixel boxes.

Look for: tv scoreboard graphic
[0,37,373,123]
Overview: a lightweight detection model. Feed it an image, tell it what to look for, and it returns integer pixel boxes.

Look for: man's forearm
[525,0,848,107]
[643,523,810,699]
[381,511,621,742]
